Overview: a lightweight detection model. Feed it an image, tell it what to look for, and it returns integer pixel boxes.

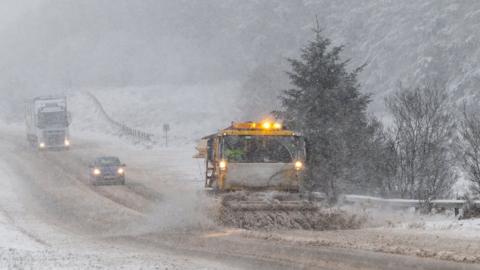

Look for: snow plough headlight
[93,168,101,175]
[117,168,125,175]
[39,142,46,148]
[262,122,272,129]
[219,160,227,171]
[64,139,70,146]
[294,161,303,171]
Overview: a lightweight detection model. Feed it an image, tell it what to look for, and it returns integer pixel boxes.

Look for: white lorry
[25,96,71,149]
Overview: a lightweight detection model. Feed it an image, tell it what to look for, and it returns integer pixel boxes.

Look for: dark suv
[89,156,126,185]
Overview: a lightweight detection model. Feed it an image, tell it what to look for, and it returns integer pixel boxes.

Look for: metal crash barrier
[85,92,154,143]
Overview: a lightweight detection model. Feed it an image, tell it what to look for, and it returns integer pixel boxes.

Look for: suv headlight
[117,168,124,174]
[93,168,101,175]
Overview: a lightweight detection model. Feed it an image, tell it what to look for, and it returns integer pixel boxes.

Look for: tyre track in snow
[45,139,165,213]
[0,207,50,247]
[42,150,151,215]
[0,131,145,236]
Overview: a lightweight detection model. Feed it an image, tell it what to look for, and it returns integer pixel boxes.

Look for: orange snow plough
[195,121,335,230]
[198,121,306,192]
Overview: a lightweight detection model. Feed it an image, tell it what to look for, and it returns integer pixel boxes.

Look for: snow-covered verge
[406,213,480,232]
[241,205,480,264]
[418,217,480,232]
[242,226,480,264]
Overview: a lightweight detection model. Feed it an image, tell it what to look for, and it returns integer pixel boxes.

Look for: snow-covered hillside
[69,82,242,144]
[310,0,480,115]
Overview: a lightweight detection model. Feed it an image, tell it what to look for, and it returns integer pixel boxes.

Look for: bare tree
[460,104,480,196]
[385,83,456,203]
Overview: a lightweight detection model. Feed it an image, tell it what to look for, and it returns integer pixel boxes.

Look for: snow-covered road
[0,126,236,270]
[0,125,477,270]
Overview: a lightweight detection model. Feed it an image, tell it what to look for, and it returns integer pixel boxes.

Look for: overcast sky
[0,0,41,29]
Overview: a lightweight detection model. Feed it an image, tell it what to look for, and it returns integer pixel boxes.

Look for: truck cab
[25,96,71,150]
[198,121,306,191]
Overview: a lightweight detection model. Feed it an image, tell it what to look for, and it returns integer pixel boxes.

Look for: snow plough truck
[195,120,343,230]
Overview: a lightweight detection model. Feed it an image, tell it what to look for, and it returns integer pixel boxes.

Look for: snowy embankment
[68,82,241,146]
[343,194,480,236]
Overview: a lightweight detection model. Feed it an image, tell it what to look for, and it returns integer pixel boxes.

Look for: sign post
[163,123,170,147]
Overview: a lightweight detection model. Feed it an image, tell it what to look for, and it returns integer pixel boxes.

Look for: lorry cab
[197,121,306,191]
[25,96,71,149]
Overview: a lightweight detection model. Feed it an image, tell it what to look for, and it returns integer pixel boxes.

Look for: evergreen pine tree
[277,27,371,198]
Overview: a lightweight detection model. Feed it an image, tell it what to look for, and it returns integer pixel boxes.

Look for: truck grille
[101,167,118,178]
[44,131,65,145]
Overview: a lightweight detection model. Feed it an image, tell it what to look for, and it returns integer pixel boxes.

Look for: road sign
[163,124,170,147]
[163,124,170,132]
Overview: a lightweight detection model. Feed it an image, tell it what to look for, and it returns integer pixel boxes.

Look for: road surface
[0,126,477,270]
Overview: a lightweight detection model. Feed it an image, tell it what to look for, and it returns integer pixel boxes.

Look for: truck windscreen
[37,111,67,128]
[222,135,302,163]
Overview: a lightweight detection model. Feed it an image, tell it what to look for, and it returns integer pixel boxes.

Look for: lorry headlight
[117,168,124,174]
[294,161,303,171]
[93,168,101,175]
[64,139,70,146]
[219,160,227,171]
[39,142,46,148]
